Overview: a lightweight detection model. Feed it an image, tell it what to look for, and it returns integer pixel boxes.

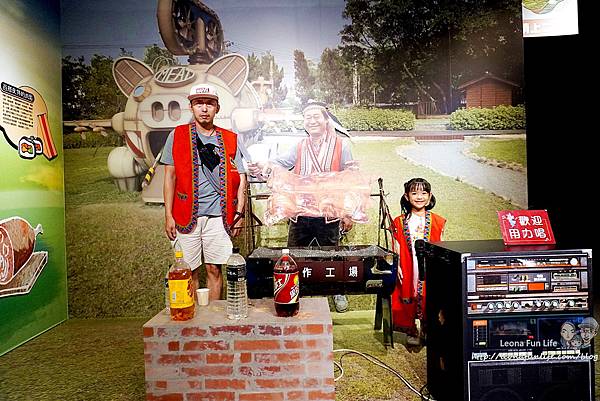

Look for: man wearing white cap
[161,83,247,300]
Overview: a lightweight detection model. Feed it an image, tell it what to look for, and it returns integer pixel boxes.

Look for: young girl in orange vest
[391,178,446,345]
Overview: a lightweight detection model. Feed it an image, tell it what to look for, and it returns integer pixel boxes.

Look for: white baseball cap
[188,83,219,101]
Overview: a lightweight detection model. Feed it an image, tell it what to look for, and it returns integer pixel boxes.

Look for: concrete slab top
[144,297,331,328]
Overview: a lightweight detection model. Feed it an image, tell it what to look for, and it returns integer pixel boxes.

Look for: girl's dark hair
[400,177,436,216]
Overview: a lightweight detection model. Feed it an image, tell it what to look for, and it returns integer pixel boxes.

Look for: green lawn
[467,137,527,168]
[64,147,140,207]
[352,138,516,241]
[64,147,171,317]
[0,318,146,401]
[256,138,515,245]
[64,142,517,318]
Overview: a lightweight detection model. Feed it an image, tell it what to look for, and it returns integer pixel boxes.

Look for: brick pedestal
[143,298,334,401]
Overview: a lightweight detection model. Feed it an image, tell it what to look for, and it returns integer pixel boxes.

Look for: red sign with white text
[497,210,556,246]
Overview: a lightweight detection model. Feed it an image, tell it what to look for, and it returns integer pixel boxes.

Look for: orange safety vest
[391,211,446,331]
[171,123,241,235]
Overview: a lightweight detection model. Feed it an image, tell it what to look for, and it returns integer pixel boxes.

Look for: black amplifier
[424,240,594,401]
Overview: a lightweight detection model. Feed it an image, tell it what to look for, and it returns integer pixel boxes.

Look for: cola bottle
[273,248,300,317]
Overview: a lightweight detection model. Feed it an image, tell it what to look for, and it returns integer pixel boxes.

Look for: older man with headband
[249,100,354,312]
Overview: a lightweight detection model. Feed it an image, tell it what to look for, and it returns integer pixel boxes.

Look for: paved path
[396,141,527,207]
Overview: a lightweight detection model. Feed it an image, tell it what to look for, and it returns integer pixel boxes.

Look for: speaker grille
[469,360,592,401]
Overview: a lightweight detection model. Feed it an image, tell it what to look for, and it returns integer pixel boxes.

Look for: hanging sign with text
[497,210,556,246]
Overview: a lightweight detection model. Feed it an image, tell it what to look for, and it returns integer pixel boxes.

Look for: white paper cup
[196,288,210,306]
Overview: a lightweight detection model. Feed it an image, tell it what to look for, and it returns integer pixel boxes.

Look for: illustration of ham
[0,217,43,285]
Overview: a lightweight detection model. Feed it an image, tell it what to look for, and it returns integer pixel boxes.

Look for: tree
[247,53,261,80]
[62,56,91,120]
[317,48,352,106]
[144,44,178,71]
[449,3,523,85]
[340,0,442,107]
[246,52,287,106]
[293,49,317,105]
[119,48,134,58]
[340,0,523,112]
[82,55,127,119]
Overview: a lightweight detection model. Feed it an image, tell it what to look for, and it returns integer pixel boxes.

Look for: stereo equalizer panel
[466,251,590,315]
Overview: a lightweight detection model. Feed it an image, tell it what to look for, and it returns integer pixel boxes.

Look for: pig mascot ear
[112,57,154,97]
[206,54,248,97]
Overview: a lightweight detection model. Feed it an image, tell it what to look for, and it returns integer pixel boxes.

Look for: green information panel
[0,0,67,355]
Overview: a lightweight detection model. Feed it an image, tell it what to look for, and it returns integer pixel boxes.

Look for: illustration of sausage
[0,217,43,285]
[38,113,58,160]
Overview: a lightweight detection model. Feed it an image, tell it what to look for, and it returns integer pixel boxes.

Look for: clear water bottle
[226,247,248,319]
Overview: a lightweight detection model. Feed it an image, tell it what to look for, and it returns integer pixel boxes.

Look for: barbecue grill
[247,245,398,347]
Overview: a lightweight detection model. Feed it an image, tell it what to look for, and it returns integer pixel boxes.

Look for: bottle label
[227,264,246,282]
[274,272,299,304]
[168,278,194,308]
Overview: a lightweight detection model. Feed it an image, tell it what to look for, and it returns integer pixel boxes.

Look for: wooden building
[458,73,520,108]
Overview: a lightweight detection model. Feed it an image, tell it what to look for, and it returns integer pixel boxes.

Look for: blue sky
[61,0,348,88]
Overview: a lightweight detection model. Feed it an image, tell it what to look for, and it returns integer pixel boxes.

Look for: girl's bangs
[406,179,431,193]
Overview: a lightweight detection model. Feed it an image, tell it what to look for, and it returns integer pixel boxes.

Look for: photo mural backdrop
[0,0,67,355]
[60,0,527,317]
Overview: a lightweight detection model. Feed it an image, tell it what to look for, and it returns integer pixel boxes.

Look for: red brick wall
[143,298,334,401]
